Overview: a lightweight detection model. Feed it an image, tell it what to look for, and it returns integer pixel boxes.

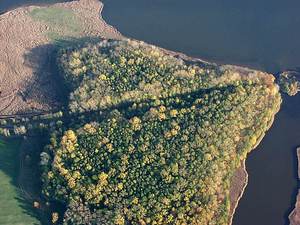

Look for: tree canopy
[278,71,300,96]
[41,39,281,224]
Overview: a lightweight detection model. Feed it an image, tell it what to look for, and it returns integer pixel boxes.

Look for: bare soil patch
[0,0,121,115]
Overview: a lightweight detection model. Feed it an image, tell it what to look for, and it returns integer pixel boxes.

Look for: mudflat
[289,147,300,225]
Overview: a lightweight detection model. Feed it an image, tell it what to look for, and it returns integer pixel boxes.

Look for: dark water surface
[102,0,300,74]
[2,0,300,225]
[0,0,69,14]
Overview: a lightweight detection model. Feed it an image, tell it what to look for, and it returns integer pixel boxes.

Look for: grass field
[0,139,40,225]
[29,7,83,41]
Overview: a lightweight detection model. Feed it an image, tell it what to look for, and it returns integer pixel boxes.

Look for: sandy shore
[227,107,280,225]
[0,1,281,224]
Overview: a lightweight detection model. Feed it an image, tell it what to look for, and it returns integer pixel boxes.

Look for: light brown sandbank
[289,147,300,225]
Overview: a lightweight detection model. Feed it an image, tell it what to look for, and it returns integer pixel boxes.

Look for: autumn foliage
[41,39,281,224]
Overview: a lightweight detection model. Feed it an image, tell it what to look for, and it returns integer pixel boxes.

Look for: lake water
[0,0,69,14]
[2,0,300,224]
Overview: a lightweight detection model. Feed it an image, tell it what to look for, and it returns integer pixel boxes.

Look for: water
[1,0,300,224]
[0,0,69,14]
[233,94,300,225]
[101,0,300,74]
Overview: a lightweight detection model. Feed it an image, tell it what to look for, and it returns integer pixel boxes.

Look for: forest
[38,39,281,224]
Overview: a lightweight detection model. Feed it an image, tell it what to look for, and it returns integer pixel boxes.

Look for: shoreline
[288,147,300,225]
[228,106,280,225]
[0,0,73,15]
[228,161,248,225]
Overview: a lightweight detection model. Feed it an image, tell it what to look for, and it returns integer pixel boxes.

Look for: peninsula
[0,0,281,224]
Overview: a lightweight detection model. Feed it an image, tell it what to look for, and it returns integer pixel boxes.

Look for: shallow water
[1,0,300,224]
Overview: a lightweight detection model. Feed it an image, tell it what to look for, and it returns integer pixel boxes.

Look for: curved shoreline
[228,161,248,225]
[289,147,300,225]
[228,106,281,225]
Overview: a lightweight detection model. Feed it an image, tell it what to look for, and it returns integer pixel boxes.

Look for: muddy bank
[228,108,280,225]
[289,147,300,225]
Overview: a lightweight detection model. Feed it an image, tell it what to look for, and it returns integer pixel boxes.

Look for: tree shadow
[0,137,49,225]
[21,36,102,113]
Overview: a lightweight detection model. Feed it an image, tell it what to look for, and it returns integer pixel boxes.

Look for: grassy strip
[0,139,40,225]
[29,7,83,40]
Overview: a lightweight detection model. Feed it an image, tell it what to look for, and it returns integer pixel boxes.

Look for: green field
[0,139,40,225]
[29,7,83,41]
[29,7,82,32]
